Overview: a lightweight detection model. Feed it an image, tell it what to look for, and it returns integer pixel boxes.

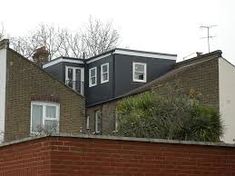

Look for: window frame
[95,110,102,134]
[30,101,60,134]
[89,67,97,87]
[86,116,90,130]
[65,66,84,94]
[100,63,109,84]
[132,62,147,83]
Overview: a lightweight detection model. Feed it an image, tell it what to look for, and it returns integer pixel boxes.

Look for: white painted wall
[219,57,235,143]
[0,48,7,143]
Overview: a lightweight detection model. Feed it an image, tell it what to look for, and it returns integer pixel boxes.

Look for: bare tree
[57,29,84,58]
[82,17,119,57]
[0,23,5,40]
[10,24,63,61]
[31,24,62,60]
[10,36,37,59]
[10,17,120,65]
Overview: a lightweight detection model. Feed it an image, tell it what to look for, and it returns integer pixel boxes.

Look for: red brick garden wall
[0,136,235,176]
[0,137,51,176]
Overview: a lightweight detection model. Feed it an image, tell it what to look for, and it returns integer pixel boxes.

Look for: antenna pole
[200,25,216,53]
[207,27,210,52]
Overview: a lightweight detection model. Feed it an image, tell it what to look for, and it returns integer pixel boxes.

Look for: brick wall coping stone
[0,133,234,148]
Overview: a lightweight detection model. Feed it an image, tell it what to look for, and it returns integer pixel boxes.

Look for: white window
[65,66,84,95]
[86,116,90,130]
[31,102,60,134]
[101,63,109,83]
[89,67,97,87]
[95,110,102,133]
[114,110,119,132]
[133,62,147,82]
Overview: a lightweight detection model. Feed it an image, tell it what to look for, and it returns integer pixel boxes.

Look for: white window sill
[133,79,147,83]
[101,80,109,84]
[89,84,97,87]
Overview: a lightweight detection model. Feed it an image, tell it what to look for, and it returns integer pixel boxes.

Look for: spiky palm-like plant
[116,91,223,142]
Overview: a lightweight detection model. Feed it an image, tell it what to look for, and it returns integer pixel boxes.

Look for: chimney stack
[0,39,9,50]
[32,46,50,67]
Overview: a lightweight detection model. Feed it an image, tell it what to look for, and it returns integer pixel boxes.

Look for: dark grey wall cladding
[114,54,175,97]
[43,53,176,107]
[85,55,114,106]
[44,62,84,82]
[44,63,64,82]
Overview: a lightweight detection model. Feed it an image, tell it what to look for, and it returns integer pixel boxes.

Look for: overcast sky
[0,0,234,63]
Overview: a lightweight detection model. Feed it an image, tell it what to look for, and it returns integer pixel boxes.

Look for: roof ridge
[176,50,222,68]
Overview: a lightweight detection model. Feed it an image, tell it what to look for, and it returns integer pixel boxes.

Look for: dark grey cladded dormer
[43,57,85,95]
[43,48,177,106]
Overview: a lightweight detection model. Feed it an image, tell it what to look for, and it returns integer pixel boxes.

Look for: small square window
[133,62,147,82]
[101,63,109,84]
[89,67,97,87]
[31,102,60,134]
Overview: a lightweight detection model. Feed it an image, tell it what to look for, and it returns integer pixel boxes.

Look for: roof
[0,39,85,99]
[43,48,177,68]
[123,50,222,96]
[43,56,84,68]
[175,50,222,68]
[87,50,222,107]
[86,48,177,61]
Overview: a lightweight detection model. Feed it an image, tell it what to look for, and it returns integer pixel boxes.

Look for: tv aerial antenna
[200,25,217,53]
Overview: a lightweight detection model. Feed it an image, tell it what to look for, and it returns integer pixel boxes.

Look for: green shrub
[116,91,223,142]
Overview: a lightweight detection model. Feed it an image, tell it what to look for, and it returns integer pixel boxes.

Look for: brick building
[85,50,235,143]
[43,46,235,143]
[43,48,178,135]
[0,39,85,142]
[1,38,234,144]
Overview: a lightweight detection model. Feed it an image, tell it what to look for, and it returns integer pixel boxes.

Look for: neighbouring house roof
[43,48,177,68]
[175,50,222,68]
[85,48,177,63]
[43,56,84,68]
[87,50,222,107]
[0,39,85,98]
[123,50,222,96]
